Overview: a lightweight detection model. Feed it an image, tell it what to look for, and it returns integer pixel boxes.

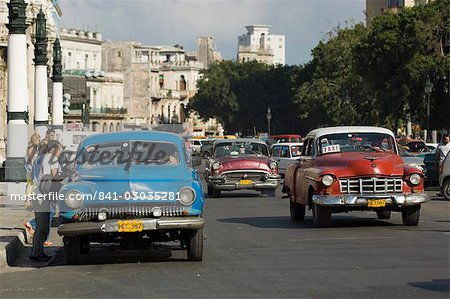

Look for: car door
[295,138,315,203]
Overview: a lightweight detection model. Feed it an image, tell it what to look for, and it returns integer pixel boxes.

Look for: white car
[189,139,206,155]
[439,154,450,200]
[270,142,303,176]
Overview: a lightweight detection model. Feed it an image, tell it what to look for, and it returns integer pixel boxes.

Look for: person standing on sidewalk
[436,134,450,169]
[29,140,62,262]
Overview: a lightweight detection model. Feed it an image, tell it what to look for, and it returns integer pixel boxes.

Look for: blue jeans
[29,210,55,240]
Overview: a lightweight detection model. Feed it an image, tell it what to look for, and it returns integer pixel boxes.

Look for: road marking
[288,236,395,242]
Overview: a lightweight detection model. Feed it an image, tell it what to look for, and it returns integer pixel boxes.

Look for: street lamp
[424,76,433,141]
[266,106,272,136]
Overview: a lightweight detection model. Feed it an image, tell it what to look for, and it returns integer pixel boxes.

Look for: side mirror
[192,156,202,167]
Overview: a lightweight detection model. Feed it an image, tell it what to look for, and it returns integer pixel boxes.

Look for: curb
[0,212,33,267]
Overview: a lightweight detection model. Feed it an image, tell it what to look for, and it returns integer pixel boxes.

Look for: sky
[58,0,366,66]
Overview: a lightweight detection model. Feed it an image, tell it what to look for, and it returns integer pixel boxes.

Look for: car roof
[270,142,303,147]
[80,131,184,148]
[213,138,267,146]
[306,126,395,140]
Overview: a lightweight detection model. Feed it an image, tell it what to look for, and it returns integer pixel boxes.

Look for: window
[271,146,281,157]
[118,51,122,57]
[281,146,289,158]
[180,75,186,90]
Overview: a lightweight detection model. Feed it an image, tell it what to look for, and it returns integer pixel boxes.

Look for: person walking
[29,140,62,262]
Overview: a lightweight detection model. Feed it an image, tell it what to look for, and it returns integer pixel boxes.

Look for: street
[0,184,448,298]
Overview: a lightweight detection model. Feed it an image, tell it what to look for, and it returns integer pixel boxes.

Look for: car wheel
[186,229,204,261]
[402,205,421,226]
[312,203,332,228]
[376,210,391,219]
[212,188,221,198]
[207,184,213,196]
[63,236,80,265]
[290,198,305,221]
[264,189,276,197]
[80,238,90,254]
[442,179,450,201]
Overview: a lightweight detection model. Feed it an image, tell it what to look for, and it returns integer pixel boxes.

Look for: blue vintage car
[57,131,204,264]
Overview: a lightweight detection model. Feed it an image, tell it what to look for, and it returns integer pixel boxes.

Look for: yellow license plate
[240,179,253,185]
[118,220,143,232]
[367,199,386,208]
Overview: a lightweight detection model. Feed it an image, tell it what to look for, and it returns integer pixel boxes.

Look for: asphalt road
[1,185,449,298]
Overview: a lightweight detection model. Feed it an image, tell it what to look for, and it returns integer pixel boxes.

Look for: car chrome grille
[339,177,403,194]
[223,171,267,182]
[77,205,185,222]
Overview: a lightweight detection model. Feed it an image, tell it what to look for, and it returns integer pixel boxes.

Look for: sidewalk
[0,195,33,267]
[0,191,61,269]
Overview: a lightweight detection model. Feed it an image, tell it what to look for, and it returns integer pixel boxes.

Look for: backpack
[31,154,45,182]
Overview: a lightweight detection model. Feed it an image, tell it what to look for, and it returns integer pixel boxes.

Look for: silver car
[270,142,303,176]
[439,154,450,200]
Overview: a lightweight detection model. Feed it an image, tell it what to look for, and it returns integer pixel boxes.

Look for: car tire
[290,198,305,221]
[212,188,221,198]
[402,205,421,226]
[442,179,450,201]
[207,184,213,196]
[63,236,80,265]
[376,210,391,219]
[80,238,90,254]
[187,229,204,261]
[264,189,276,197]
[312,203,332,228]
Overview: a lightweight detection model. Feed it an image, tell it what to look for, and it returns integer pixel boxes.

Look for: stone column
[33,8,49,137]
[51,38,63,130]
[5,0,29,181]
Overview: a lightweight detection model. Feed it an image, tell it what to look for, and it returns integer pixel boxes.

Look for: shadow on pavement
[217,215,398,229]
[409,279,450,294]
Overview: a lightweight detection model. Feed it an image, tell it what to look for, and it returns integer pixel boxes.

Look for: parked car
[270,142,303,176]
[439,154,450,200]
[283,126,429,227]
[57,131,204,264]
[205,139,281,197]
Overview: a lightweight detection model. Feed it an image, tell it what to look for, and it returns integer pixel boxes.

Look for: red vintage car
[205,139,281,197]
[283,126,429,227]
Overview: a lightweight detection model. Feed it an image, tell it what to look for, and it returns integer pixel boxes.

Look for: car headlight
[178,187,196,206]
[409,173,421,185]
[321,175,334,186]
[65,190,83,209]
[212,161,220,170]
[269,161,277,170]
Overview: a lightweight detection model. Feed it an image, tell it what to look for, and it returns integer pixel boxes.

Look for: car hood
[316,152,404,177]
[73,164,193,194]
[216,156,271,172]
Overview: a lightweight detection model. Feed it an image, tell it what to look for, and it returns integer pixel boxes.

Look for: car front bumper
[312,193,430,207]
[209,175,281,191]
[58,216,205,237]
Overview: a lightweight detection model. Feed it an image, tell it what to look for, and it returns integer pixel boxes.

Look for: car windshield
[318,133,396,155]
[78,140,180,167]
[214,141,268,158]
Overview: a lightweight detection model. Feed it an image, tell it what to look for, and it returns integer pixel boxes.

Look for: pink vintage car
[283,126,429,227]
[205,139,281,197]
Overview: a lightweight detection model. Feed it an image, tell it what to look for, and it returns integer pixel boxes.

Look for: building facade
[366,0,429,25]
[237,25,285,66]
[59,28,125,132]
[102,41,204,127]
[197,36,223,69]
